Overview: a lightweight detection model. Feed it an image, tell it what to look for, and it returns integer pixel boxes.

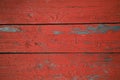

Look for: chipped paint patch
[53,30,62,35]
[37,63,43,69]
[28,13,33,18]
[71,76,79,80]
[0,27,21,32]
[104,57,112,62]
[72,28,89,34]
[88,24,120,33]
[87,75,100,80]
[72,24,120,34]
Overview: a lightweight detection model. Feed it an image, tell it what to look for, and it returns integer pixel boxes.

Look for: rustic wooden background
[0,0,120,80]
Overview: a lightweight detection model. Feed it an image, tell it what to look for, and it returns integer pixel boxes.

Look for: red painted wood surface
[0,54,120,80]
[0,24,120,52]
[0,0,120,24]
[0,0,120,80]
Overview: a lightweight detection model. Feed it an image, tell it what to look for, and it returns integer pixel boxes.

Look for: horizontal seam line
[0,22,120,25]
[0,52,119,54]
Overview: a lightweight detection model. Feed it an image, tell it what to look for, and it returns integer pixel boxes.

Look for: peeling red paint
[0,0,120,24]
[0,54,119,80]
[0,0,120,80]
[0,24,120,52]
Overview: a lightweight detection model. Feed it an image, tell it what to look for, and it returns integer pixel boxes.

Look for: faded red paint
[0,24,120,52]
[0,0,120,80]
[0,54,120,80]
[0,0,120,24]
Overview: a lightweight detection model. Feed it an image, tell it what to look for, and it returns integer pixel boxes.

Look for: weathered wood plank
[0,24,120,52]
[0,54,119,80]
[0,0,120,24]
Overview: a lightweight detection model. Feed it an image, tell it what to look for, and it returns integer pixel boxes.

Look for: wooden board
[0,54,119,80]
[0,0,120,24]
[0,0,120,80]
[0,24,120,52]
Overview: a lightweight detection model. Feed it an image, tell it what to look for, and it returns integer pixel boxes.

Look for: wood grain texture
[0,0,120,24]
[0,54,119,80]
[0,24,120,52]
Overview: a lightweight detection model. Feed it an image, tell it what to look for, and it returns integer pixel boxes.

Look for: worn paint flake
[72,24,120,34]
[0,27,21,32]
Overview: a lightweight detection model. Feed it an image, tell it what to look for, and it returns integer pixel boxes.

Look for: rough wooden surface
[0,0,120,80]
[0,54,119,80]
[0,0,120,24]
[0,24,120,52]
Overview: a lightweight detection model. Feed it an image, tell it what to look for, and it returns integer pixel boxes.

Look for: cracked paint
[72,24,120,34]
[53,30,63,35]
[0,27,21,32]
[87,75,100,80]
